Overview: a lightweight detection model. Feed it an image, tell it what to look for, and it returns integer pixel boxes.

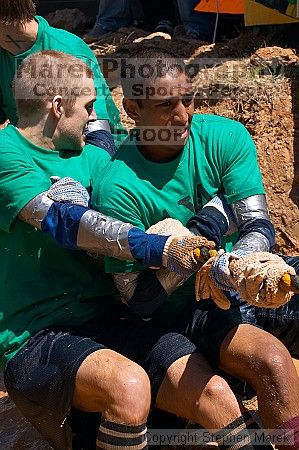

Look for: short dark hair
[120,46,188,102]
[0,0,36,26]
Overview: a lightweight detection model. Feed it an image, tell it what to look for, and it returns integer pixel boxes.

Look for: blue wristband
[128,228,169,267]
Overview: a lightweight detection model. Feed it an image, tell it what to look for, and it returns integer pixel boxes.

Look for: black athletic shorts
[4,305,197,450]
[183,294,263,369]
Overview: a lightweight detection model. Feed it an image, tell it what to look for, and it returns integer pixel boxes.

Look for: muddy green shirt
[0,125,116,368]
[93,114,265,324]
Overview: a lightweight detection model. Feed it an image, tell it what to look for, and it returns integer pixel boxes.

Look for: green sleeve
[93,182,145,274]
[221,122,265,204]
[0,137,50,232]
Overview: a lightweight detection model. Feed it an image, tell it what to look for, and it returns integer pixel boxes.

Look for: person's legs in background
[129,0,145,26]
[176,0,244,41]
[176,0,215,40]
[84,0,132,42]
[140,0,176,35]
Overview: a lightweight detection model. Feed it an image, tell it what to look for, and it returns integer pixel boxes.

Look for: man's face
[135,73,194,157]
[56,77,96,151]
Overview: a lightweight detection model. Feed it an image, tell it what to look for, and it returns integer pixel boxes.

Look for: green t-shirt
[93,114,265,323]
[0,16,126,143]
[0,125,117,368]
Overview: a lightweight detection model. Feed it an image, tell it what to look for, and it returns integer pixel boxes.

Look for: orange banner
[194,0,244,14]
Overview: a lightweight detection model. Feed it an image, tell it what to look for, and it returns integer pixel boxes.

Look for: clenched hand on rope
[148,218,217,276]
[195,251,298,310]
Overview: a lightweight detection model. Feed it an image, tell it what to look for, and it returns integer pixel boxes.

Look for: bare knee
[221,326,294,385]
[229,338,296,395]
[105,363,151,424]
[199,375,236,407]
[201,376,230,402]
[73,350,151,424]
[239,342,299,425]
[242,340,291,379]
[192,376,241,428]
[156,354,242,429]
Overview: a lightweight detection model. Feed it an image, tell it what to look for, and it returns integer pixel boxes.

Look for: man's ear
[52,95,64,119]
[123,98,141,123]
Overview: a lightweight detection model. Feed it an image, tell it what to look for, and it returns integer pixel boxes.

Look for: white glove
[210,249,247,291]
[46,176,90,207]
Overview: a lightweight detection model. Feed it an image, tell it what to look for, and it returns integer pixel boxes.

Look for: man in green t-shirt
[95,47,299,448]
[1,50,220,450]
[0,0,127,148]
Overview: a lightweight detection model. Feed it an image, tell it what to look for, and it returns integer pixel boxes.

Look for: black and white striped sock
[97,418,148,449]
[215,412,272,450]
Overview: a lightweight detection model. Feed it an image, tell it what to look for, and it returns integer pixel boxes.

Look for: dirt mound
[46,8,87,34]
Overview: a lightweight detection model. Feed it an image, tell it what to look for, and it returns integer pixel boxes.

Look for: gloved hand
[195,255,231,309]
[229,252,296,307]
[46,176,90,207]
[196,251,297,309]
[209,249,244,292]
[162,234,217,276]
[147,218,217,277]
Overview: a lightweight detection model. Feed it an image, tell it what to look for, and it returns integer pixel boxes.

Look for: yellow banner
[244,0,299,25]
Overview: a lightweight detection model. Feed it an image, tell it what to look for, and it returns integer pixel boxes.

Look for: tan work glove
[195,255,231,309]
[196,252,297,309]
[148,218,217,277]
